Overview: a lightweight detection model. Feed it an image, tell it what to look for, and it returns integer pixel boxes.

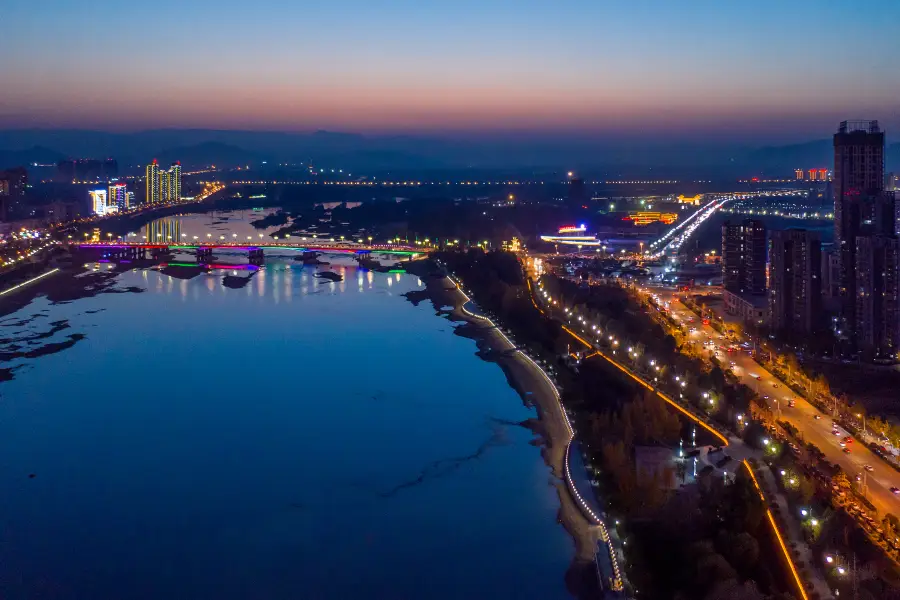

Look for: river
[0,212,575,599]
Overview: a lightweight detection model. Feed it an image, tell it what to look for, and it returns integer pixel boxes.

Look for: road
[645,284,900,518]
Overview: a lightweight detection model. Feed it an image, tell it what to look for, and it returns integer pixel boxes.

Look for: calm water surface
[0,251,574,599]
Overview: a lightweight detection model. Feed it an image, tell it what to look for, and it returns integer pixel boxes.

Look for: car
[843,447,851,454]
[754,375,762,380]
[892,487,900,495]
[772,383,779,388]
[864,464,874,472]
[787,400,796,408]
[843,436,853,444]
[840,442,846,448]
[813,414,821,420]
[763,395,770,400]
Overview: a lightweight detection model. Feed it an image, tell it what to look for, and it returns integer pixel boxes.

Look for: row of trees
[434,252,795,598]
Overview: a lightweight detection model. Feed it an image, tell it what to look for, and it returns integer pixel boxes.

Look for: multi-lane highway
[645,285,900,517]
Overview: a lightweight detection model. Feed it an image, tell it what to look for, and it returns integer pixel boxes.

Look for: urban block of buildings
[145,160,182,205]
[726,121,899,361]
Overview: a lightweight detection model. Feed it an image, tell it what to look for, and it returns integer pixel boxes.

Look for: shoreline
[405,261,601,596]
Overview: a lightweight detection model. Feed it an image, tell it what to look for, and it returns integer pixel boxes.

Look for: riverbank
[404,259,600,597]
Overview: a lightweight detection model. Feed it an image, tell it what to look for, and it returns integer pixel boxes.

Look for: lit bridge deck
[76,242,423,256]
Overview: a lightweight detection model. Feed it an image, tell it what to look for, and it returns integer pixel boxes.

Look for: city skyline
[3,1,900,142]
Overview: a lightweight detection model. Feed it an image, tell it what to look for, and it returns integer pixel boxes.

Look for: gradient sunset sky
[3,0,899,142]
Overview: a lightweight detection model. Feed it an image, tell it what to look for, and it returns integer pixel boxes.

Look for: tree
[694,553,737,592]
[832,471,852,491]
[703,579,766,600]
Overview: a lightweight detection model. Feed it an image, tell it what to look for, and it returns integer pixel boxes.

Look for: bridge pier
[248,248,265,265]
[196,247,213,262]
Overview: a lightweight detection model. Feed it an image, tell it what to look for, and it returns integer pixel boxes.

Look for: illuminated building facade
[159,170,171,203]
[108,182,128,211]
[622,212,678,226]
[146,160,160,204]
[540,224,602,247]
[168,162,181,203]
[793,168,831,181]
[90,189,109,216]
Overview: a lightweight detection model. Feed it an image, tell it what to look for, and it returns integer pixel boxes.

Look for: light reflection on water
[0,256,573,600]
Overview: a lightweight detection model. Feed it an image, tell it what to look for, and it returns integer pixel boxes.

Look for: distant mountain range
[0,128,897,176]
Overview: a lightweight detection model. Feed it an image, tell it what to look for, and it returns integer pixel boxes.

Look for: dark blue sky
[2,0,899,142]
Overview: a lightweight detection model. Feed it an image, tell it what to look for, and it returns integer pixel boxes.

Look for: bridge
[75,242,423,263]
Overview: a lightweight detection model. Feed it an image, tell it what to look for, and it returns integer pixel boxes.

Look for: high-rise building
[769,229,822,335]
[821,246,840,300]
[108,182,128,211]
[146,160,161,204]
[90,189,108,216]
[834,120,887,336]
[168,162,182,203]
[722,222,743,292]
[722,219,767,295]
[126,191,135,209]
[855,235,900,360]
[159,169,171,203]
[794,169,804,181]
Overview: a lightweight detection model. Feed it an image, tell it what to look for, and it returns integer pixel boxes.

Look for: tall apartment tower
[168,162,182,203]
[146,160,160,204]
[108,182,127,211]
[722,219,767,295]
[855,235,900,360]
[834,120,885,329]
[159,170,171,203]
[769,230,822,335]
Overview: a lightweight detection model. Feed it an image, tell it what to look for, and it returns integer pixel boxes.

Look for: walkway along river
[432,268,627,597]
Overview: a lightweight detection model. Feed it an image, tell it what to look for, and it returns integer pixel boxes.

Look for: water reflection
[0,251,574,600]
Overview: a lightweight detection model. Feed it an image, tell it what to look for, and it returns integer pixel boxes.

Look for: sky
[2,0,899,143]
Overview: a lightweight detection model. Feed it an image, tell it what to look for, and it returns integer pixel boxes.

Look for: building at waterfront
[108,182,128,211]
[147,160,182,205]
[168,162,182,203]
[90,189,109,216]
[146,160,160,204]
[768,229,822,335]
[722,219,766,295]
[159,169,171,203]
[854,235,900,360]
